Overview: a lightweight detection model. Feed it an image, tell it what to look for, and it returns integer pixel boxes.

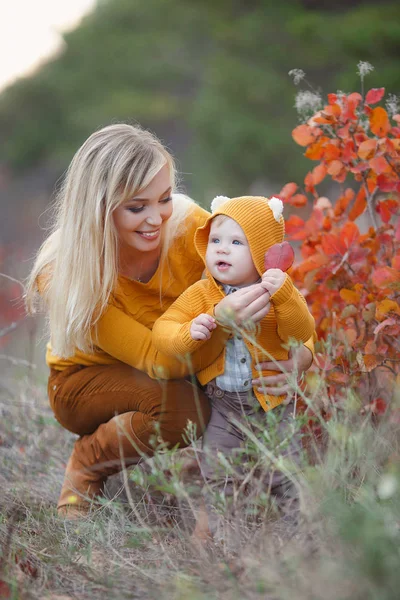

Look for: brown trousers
[48,364,211,453]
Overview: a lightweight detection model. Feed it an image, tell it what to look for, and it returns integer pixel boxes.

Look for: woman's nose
[146,208,162,226]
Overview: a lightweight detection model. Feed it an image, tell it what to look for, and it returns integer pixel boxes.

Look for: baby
[152,195,315,538]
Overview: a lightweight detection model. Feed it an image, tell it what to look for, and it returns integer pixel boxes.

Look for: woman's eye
[232,240,242,245]
[160,196,172,204]
[128,206,145,213]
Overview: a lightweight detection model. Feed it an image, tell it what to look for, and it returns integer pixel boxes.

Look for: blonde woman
[26,124,314,518]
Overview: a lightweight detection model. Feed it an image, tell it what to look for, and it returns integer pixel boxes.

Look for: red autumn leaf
[369,107,391,137]
[371,266,400,287]
[279,182,298,201]
[285,215,306,240]
[264,242,295,272]
[365,88,385,105]
[321,232,346,256]
[377,201,392,223]
[348,186,367,221]
[369,156,391,174]
[377,173,397,192]
[361,397,387,415]
[290,193,308,207]
[376,199,398,224]
[357,139,377,160]
[327,93,338,105]
[322,216,332,231]
[0,580,11,598]
[292,124,315,146]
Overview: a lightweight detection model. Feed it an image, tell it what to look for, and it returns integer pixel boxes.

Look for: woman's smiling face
[113,163,173,254]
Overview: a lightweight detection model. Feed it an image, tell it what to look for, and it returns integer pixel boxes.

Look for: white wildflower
[357,61,374,78]
[295,90,322,120]
[386,93,399,118]
[377,473,398,500]
[289,69,306,85]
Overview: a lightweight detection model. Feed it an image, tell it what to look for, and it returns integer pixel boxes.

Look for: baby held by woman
[153,195,315,538]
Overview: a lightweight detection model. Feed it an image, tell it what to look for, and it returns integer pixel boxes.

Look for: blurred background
[0,0,399,378]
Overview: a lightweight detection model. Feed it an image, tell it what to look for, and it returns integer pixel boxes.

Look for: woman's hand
[252,344,313,396]
[214,284,270,326]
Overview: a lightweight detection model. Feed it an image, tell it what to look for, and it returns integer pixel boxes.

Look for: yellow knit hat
[194,195,285,276]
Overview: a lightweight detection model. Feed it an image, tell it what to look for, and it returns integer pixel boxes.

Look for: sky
[0,0,96,92]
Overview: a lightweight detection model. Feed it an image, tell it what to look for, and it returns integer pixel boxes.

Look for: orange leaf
[348,186,367,221]
[363,354,380,372]
[292,124,315,146]
[369,107,391,137]
[327,160,344,177]
[290,193,308,207]
[334,188,355,217]
[312,164,327,185]
[375,299,400,321]
[341,221,360,248]
[369,156,391,174]
[340,288,361,304]
[365,88,385,105]
[279,182,298,200]
[305,136,329,160]
[392,255,400,270]
[324,144,341,161]
[357,139,377,160]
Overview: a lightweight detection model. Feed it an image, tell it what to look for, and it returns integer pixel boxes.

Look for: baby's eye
[211,238,220,243]
[232,239,243,245]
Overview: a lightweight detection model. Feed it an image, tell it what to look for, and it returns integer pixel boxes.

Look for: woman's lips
[136,229,160,240]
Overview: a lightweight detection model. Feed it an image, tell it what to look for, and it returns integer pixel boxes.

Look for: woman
[26,124,314,518]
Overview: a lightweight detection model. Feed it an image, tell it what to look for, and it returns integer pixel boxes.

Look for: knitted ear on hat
[267,196,284,223]
[210,195,230,213]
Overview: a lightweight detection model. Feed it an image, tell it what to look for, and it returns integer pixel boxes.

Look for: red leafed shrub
[278,84,400,407]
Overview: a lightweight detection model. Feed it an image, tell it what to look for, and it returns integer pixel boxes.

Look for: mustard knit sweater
[46,202,230,379]
[152,197,316,411]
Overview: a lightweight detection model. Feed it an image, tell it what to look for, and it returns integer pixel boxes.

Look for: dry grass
[0,368,400,600]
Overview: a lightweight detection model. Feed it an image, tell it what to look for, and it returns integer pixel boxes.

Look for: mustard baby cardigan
[45,202,230,379]
[152,196,316,411]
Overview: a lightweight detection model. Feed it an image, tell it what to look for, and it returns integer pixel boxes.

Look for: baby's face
[205,216,259,287]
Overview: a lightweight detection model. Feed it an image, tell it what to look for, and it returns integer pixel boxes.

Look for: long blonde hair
[26,123,195,357]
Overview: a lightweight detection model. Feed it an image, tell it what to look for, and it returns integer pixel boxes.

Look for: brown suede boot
[57,411,148,519]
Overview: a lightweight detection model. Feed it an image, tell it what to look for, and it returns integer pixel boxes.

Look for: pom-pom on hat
[195,195,285,276]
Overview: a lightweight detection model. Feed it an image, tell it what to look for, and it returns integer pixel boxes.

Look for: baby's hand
[261,268,286,296]
[190,314,216,340]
